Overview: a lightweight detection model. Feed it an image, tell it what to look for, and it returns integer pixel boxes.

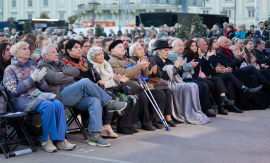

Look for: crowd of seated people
[1,20,270,154]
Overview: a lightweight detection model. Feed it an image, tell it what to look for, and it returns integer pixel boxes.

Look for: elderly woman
[38,43,127,146]
[108,40,166,131]
[0,43,12,81]
[129,43,176,126]
[3,42,76,153]
[152,40,210,124]
[88,46,140,134]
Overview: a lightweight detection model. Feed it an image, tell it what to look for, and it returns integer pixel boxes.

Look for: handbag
[148,77,168,86]
[112,82,143,95]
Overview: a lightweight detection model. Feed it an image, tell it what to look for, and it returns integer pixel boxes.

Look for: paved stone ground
[1,109,270,163]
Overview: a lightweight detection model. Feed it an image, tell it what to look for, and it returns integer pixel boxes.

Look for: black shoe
[128,125,139,133]
[152,123,164,129]
[117,126,134,135]
[245,86,262,98]
[220,96,234,106]
[218,106,228,115]
[203,110,216,117]
[142,125,156,131]
[228,105,243,113]
[166,120,177,127]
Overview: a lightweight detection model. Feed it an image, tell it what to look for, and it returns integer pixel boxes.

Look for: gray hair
[10,42,29,58]
[223,22,228,25]
[41,44,57,57]
[74,35,83,41]
[172,38,182,47]
[152,50,159,56]
[229,45,237,51]
[195,38,204,47]
[218,36,227,45]
[148,39,156,51]
[87,46,103,61]
[129,43,141,57]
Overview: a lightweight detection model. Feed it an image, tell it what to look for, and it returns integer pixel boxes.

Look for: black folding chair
[0,89,37,159]
[65,106,88,141]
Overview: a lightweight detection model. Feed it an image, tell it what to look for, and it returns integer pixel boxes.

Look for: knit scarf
[219,45,233,61]
[62,57,89,72]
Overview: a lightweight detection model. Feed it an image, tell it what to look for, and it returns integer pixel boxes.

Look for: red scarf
[219,45,233,61]
[61,57,89,72]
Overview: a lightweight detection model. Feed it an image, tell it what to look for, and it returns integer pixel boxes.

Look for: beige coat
[108,56,154,89]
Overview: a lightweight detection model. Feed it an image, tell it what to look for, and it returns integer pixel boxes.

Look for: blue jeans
[60,78,111,132]
[35,100,66,142]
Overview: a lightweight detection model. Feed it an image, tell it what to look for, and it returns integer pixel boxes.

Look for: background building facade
[0,0,269,28]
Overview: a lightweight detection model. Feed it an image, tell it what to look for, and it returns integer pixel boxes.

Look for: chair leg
[68,108,88,141]
[0,143,9,159]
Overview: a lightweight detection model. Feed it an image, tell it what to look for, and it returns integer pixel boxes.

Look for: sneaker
[88,134,111,147]
[56,140,76,150]
[41,141,57,153]
[106,100,127,112]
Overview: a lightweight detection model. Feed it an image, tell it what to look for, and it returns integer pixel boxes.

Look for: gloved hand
[30,69,39,82]
[36,67,47,82]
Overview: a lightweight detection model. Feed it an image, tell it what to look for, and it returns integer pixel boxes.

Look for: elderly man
[234,38,244,50]
[157,25,168,39]
[210,36,270,95]
[74,35,83,41]
[38,44,127,147]
[254,39,270,65]
[108,40,166,131]
[65,25,77,37]
[3,27,10,38]
[43,29,52,39]
[254,22,269,41]
[101,37,113,61]
[37,28,43,36]
[52,29,59,36]
[36,39,51,64]
[121,35,130,57]
[139,24,145,32]
[90,36,101,47]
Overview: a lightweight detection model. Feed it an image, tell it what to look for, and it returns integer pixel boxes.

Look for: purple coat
[3,58,48,112]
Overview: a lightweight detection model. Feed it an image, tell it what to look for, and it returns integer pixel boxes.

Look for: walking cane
[135,75,171,131]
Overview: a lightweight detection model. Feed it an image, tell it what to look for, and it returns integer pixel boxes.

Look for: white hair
[152,50,159,56]
[129,43,141,57]
[172,38,182,47]
[144,41,149,47]
[10,42,29,58]
[41,44,57,57]
[148,39,156,51]
[218,36,227,45]
[229,45,237,51]
[87,46,103,61]
[223,22,228,25]
[74,35,83,41]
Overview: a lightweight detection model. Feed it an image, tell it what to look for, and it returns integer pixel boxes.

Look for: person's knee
[52,100,64,111]
[41,101,55,113]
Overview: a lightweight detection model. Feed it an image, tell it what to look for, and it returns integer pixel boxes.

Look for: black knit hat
[109,40,123,51]
[153,40,170,50]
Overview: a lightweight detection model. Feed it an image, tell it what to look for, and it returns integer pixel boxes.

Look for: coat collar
[11,58,34,67]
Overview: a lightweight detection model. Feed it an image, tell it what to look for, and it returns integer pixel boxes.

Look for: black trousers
[138,89,166,126]
[198,77,228,103]
[217,72,244,100]
[117,100,139,128]
[161,89,173,116]
[184,79,211,111]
